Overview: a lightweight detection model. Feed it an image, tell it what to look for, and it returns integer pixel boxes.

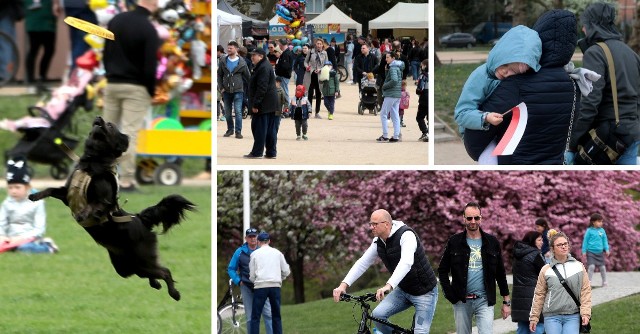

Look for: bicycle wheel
[337,65,348,82]
[218,303,247,334]
[217,312,222,334]
[0,31,19,87]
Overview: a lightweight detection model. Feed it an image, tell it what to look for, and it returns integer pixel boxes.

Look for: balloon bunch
[275,0,307,40]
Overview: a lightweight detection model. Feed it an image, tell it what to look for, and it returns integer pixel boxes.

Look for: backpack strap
[596,42,618,126]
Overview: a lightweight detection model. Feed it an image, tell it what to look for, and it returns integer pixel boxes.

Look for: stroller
[358,76,379,115]
[5,69,94,180]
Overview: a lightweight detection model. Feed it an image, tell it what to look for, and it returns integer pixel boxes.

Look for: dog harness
[67,169,132,227]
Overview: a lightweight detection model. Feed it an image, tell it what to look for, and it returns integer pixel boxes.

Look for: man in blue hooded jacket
[227,227,273,334]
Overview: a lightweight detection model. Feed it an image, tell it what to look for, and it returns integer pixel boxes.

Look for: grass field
[0,95,205,179]
[0,185,211,333]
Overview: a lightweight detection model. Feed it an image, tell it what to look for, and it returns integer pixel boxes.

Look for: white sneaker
[42,237,59,253]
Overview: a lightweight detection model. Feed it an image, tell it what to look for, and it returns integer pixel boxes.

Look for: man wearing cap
[227,228,274,334]
[245,47,280,159]
[275,39,294,105]
[332,209,439,334]
[438,202,511,334]
[218,40,251,139]
[249,232,290,334]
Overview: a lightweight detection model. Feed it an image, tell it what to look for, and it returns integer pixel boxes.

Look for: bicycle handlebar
[340,292,377,303]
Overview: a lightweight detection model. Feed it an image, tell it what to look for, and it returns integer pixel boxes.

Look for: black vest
[376,225,437,296]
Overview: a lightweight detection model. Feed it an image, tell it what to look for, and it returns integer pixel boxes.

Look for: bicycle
[217,279,246,334]
[340,292,415,334]
[0,30,20,87]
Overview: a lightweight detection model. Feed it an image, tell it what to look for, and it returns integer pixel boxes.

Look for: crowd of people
[217,33,430,159]
[227,200,611,334]
[455,3,640,165]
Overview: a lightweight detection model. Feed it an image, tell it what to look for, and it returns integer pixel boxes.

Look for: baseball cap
[257,232,270,241]
[245,227,258,236]
[249,48,266,57]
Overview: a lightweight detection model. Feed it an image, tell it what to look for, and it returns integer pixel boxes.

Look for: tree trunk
[511,0,527,26]
[629,3,640,53]
[290,256,305,303]
[552,0,563,9]
[434,52,442,67]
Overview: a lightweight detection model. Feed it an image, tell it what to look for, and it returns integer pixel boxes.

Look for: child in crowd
[0,158,58,253]
[582,213,610,287]
[534,218,551,263]
[320,60,339,120]
[399,80,409,127]
[454,26,542,164]
[275,77,288,118]
[290,85,310,140]
[416,59,428,142]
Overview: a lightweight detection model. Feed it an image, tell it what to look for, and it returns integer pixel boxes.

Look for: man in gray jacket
[218,40,251,139]
[249,232,290,334]
[567,2,640,164]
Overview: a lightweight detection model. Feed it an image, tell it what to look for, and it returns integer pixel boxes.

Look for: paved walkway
[469,272,640,334]
[434,137,475,165]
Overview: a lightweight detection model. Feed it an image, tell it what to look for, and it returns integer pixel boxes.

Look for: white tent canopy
[217,10,242,45]
[307,4,362,34]
[369,2,428,29]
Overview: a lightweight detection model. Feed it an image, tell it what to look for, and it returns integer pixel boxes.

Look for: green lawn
[0,186,211,333]
[0,95,206,179]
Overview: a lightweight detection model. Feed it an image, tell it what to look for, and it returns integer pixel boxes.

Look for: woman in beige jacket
[304,38,328,118]
[529,230,592,334]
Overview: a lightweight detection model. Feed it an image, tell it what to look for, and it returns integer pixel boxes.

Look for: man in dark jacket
[245,48,279,159]
[438,202,511,334]
[218,41,251,139]
[103,0,160,191]
[227,227,274,334]
[275,39,293,106]
[332,209,439,334]
[567,2,640,165]
[465,9,578,165]
[353,44,379,91]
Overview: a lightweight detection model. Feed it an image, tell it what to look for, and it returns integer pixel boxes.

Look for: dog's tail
[139,195,196,233]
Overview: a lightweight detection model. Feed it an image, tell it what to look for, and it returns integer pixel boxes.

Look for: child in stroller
[358,72,379,115]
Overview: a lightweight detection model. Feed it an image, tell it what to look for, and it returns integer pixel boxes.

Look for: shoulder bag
[551,265,591,333]
[574,42,627,164]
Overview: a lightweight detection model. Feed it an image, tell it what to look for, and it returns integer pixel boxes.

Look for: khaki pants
[103,83,151,185]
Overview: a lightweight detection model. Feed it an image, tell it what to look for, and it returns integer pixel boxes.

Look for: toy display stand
[136,0,211,186]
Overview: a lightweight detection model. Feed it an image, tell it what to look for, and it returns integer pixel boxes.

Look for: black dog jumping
[29,116,195,301]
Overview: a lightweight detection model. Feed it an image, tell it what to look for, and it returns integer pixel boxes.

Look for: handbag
[551,265,591,333]
[575,42,627,165]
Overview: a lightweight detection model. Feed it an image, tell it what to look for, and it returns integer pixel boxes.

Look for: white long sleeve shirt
[249,244,291,289]
[342,221,417,289]
[0,196,46,238]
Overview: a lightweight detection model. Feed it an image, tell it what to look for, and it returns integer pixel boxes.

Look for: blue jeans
[453,296,494,334]
[223,91,244,134]
[249,287,282,334]
[616,140,640,165]
[250,112,279,157]
[381,97,401,139]
[241,284,273,334]
[0,15,16,80]
[64,6,97,69]
[16,241,51,253]
[517,320,544,334]
[544,314,580,334]
[411,60,421,81]
[278,77,290,104]
[371,285,438,334]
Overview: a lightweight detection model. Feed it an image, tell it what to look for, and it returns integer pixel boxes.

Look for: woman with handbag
[529,230,592,334]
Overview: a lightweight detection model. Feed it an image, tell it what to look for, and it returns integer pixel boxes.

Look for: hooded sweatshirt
[454,25,541,135]
[529,255,592,325]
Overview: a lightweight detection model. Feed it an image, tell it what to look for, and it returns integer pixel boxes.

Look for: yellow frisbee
[64,16,114,40]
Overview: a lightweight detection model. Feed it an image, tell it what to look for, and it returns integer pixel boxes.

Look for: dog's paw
[28,193,41,201]
[149,279,162,290]
[169,289,181,301]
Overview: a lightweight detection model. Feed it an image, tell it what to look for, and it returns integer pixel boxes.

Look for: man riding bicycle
[332,209,439,334]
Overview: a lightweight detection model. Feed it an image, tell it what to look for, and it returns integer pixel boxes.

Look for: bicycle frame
[341,293,414,334]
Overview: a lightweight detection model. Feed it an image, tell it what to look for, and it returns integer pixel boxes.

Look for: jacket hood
[580,2,623,48]
[533,9,578,67]
[390,59,405,70]
[486,25,541,76]
[513,241,540,260]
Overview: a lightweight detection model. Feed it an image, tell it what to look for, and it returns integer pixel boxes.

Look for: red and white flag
[492,102,528,156]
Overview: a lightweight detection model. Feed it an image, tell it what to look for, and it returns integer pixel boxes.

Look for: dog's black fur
[29,116,195,301]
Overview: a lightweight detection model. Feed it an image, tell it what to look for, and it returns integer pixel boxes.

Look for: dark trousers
[295,119,308,136]
[416,104,428,134]
[250,113,279,157]
[64,6,97,70]
[26,31,56,83]
[249,287,282,334]
[323,96,335,115]
[307,72,321,114]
